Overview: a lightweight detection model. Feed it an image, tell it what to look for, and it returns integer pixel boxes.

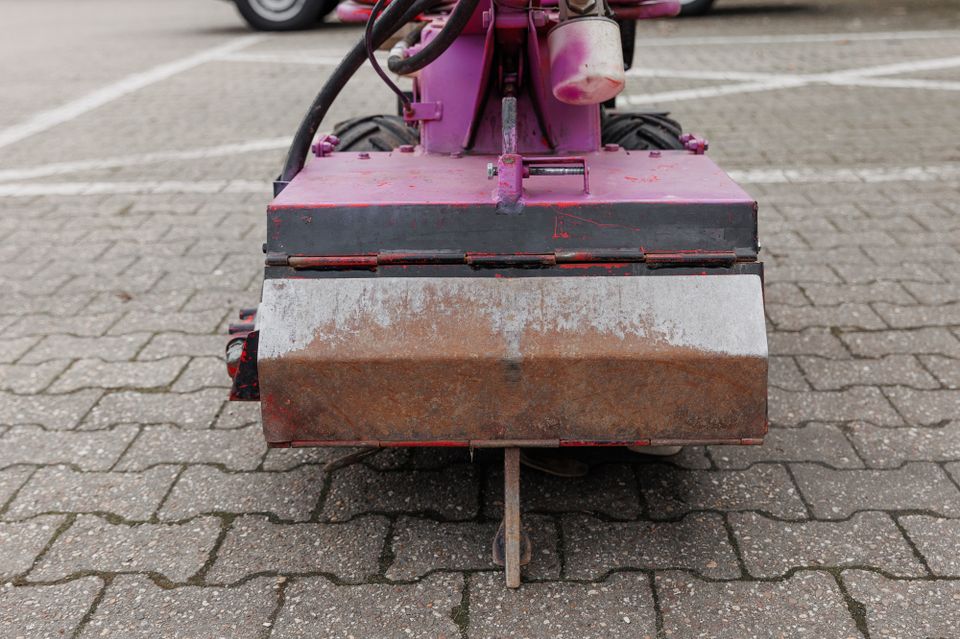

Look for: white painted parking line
[630,29,960,47]
[2,163,958,197]
[0,35,265,151]
[0,138,290,182]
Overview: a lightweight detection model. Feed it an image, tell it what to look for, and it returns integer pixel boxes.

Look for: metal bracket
[402,101,442,123]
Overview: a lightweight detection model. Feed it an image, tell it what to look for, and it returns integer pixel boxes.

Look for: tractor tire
[332,115,420,152]
[233,0,336,31]
[601,111,685,151]
[679,0,716,16]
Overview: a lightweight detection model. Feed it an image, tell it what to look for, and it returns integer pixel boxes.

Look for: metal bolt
[358,152,370,160]
[604,143,620,152]
[487,163,497,178]
[503,156,515,164]
[398,144,415,153]
[649,150,661,158]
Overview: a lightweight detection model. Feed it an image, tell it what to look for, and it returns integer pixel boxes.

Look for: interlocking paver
[791,462,960,519]
[0,578,102,639]
[207,515,389,583]
[801,282,914,305]
[50,356,187,392]
[769,356,809,390]
[261,446,347,471]
[730,511,923,578]
[657,571,860,639]
[920,354,960,388]
[768,327,850,358]
[470,572,656,638]
[637,464,808,520]
[80,389,224,429]
[847,421,960,468]
[710,423,862,469]
[874,301,960,328]
[843,570,960,639]
[31,515,221,581]
[0,360,70,393]
[136,333,227,360]
[0,389,102,429]
[0,336,38,364]
[20,333,151,364]
[0,515,66,578]
[770,387,902,426]
[840,327,960,358]
[79,575,278,639]
[884,387,960,424]
[387,514,559,581]
[170,356,227,391]
[159,465,323,521]
[322,464,479,522]
[5,465,178,521]
[796,354,939,390]
[273,574,463,639]
[0,466,33,508]
[116,423,266,471]
[766,303,887,330]
[484,463,640,520]
[899,515,960,576]
[562,512,739,579]
[0,425,138,471]
[107,309,225,335]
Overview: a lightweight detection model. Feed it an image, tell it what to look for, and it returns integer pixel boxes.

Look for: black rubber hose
[278,0,434,185]
[386,0,480,75]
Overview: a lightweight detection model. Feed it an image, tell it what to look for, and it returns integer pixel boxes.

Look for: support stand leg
[503,447,522,588]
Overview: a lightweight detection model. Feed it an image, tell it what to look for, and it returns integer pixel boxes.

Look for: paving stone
[0,515,66,578]
[919,355,960,388]
[796,354,939,390]
[107,309,225,335]
[387,514,559,581]
[847,421,960,468]
[769,356,809,390]
[885,387,960,424]
[5,465,178,521]
[0,389,102,429]
[170,356,227,391]
[0,578,102,639]
[840,327,960,358]
[116,423,266,471]
[0,336,39,364]
[765,264,840,284]
[213,399,260,429]
[801,282,914,305]
[485,463,640,520]
[159,465,322,521]
[31,515,220,581]
[710,423,862,469]
[899,515,960,576]
[0,466,33,508]
[657,571,860,639]
[20,333,151,364]
[84,290,192,315]
[637,464,808,520]
[766,303,887,330]
[273,573,462,639]
[563,512,739,580]
[261,446,348,471]
[207,515,389,584]
[470,571,656,638]
[764,282,809,306]
[0,425,138,471]
[792,462,960,519]
[0,360,70,393]
[770,387,902,426]
[6,312,121,338]
[50,356,188,392]
[322,464,479,522]
[730,511,923,578]
[79,574,278,639]
[137,333,226,360]
[768,328,850,358]
[874,302,960,328]
[903,280,960,304]
[81,389,224,429]
[843,570,960,639]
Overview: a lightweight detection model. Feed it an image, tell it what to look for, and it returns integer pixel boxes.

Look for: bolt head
[649,150,661,158]
[398,144,415,153]
[604,143,620,152]
[358,152,370,160]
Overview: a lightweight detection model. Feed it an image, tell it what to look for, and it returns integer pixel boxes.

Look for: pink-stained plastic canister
[548,17,626,106]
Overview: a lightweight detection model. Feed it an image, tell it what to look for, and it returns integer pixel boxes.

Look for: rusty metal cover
[256,275,767,445]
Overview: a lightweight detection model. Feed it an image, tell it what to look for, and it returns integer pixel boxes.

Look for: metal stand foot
[499,447,524,588]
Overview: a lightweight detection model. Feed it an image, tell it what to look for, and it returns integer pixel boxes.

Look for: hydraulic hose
[278,0,435,186]
[387,0,481,76]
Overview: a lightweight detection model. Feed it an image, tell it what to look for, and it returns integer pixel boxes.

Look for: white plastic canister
[548,17,626,106]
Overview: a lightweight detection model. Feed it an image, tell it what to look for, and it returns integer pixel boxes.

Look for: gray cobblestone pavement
[2,0,960,636]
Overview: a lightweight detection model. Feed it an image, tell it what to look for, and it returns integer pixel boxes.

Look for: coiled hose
[386,0,481,76]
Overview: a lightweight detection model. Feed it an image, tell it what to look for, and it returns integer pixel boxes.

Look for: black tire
[332,115,420,152]
[678,0,715,16]
[233,0,330,31]
[601,111,685,151]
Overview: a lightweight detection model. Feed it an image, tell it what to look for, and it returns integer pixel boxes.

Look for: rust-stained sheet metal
[256,275,768,446]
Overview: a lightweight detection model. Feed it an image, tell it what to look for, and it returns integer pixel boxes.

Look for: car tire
[679,0,715,16]
[233,0,332,31]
